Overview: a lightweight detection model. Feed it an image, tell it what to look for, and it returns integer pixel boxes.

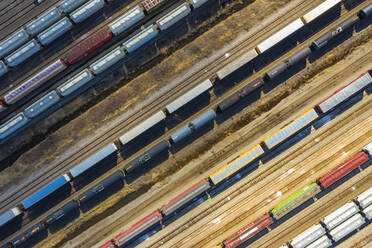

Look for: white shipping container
[256,18,304,54]
[290,224,325,248]
[301,0,342,24]
[322,202,359,230]
[357,186,372,209]
[306,235,332,248]
[330,214,365,242]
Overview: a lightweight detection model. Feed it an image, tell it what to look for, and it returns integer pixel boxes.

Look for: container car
[256,18,304,54]
[124,140,169,173]
[217,78,264,112]
[123,24,159,53]
[301,0,342,24]
[141,0,165,12]
[189,0,209,8]
[190,109,216,130]
[271,183,321,220]
[89,46,125,74]
[26,7,62,35]
[0,207,22,228]
[119,111,166,145]
[2,59,67,105]
[364,141,372,156]
[318,151,369,189]
[64,27,112,64]
[79,170,124,205]
[0,29,29,58]
[306,235,332,248]
[161,179,210,216]
[5,39,41,67]
[329,213,365,242]
[59,0,88,13]
[165,79,213,114]
[322,202,359,230]
[156,3,191,31]
[311,15,359,50]
[0,113,29,140]
[363,204,372,220]
[114,210,163,246]
[108,6,145,36]
[21,174,71,210]
[57,69,94,96]
[0,60,8,76]
[44,200,79,226]
[315,71,372,114]
[223,214,273,248]
[358,3,372,19]
[262,108,318,150]
[209,144,264,185]
[216,49,258,81]
[69,0,105,24]
[69,143,118,178]
[12,222,46,248]
[290,224,326,248]
[24,90,61,118]
[356,186,372,209]
[170,124,193,144]
[37,17,73,46]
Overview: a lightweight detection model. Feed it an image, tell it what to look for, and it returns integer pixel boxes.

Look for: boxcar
[90,46,125,74]
[329,213,365,242]
[0,60,8,76]
[223,214,273,248]
[3,59,67,105]
[161,179,210,216]
[123,24,158,53]
[290,224,326,248]
[37,17,73,46]
[57,69,94,96]
[315,71,372,114]
[69,0,105,24]
[170,125,193,144]
[69,143,118,178]
[209,144,264,185]
[359,3,372,19]
[156,3,191,31]
[119,111,166,145]
[356,186,372,209]
[114,210,163,246]
[306,235,332,248]
[59,0,88,13]
[45,200,79,226]
[124,140,169,173]
[0,29,29,58]
[322,202,359,230]
[108,5,145,36]
[26,7,62,35]
[318,151,369,189]
[5,39,41,67]
[301,0,341,24]
[0,207,22,228]
[165,79,212,114]
[12,222,46,248]
[363,204,372,220]
[0,113,29,140]
[25,90,61,118]
[141,0,165,12]
[189,0,209,8]
[21,174,71,210]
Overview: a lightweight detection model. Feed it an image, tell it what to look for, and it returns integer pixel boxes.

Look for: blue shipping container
[69,143,118,178]
[123,24,158,53]
[57,69,94,96]
[190,109,216,130]
[90,46,125,74]
[5,39,41,67]
[0,113,29,140]
[108,5,145,36]
[37,17,73,46]
[69,0,105,23]
[59,0,88,13]
[0,60,7,76]
[170,125,192,144]
[24,91,61,118]
[0,29,29,58]
[26,7,62,35]
[21,174,71,210]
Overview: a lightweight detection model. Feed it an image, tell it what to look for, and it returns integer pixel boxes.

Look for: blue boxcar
[45,200,78,226]
[0,60,7,76]
[24,90,61,118]
[123,25,158,53]
[190,109,216,130]
[37,17,73,46]
[0,29,29,58]
[0,207,21,228]
[156,3,191,31]
[69,0,105,23]
[170,125,192,144]
[5,39,41,67]
[69,143,118,178]
[0,113,29,140]
[21,174,71,210]
[26,7,62,35]
[57,69,94,97]
[89,46,125,74]
[12,222,46,248]
[59,0,88,13]
[108,5,145,36]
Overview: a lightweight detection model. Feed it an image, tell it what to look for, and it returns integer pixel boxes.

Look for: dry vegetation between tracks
[35,20,372,248]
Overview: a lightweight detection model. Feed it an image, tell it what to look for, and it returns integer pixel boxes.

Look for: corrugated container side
[108,6,145,36]
[57,69,94,96]
[156,3,191,30]
[329,214,365,242]
[0,113,29,140]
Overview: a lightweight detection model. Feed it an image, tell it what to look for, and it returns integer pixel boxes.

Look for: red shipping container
[141,0,165,12]
[319,151,369,189]
[223,214,273,248]
[64,27,112,64]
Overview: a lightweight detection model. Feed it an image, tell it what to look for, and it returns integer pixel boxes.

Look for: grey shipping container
[25,90,60,118]
[69,0,105,23]
[5,39,41,67]
[124,140,169,173]
[45,200,78,226]
[108,5,145,36]
[123,24,158,53]
[170,124,193,144]
[156,3,191,31]
[26,7,62,35]
[190,109,216,130]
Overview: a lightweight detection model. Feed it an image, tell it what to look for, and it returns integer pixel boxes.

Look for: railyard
[0,0,372,248]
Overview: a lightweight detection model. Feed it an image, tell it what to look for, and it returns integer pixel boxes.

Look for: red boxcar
[64,27,112,64]
[319,151,369,189]
[223,214,273,248]
[141,0,165,12]
[99,240,116,248]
